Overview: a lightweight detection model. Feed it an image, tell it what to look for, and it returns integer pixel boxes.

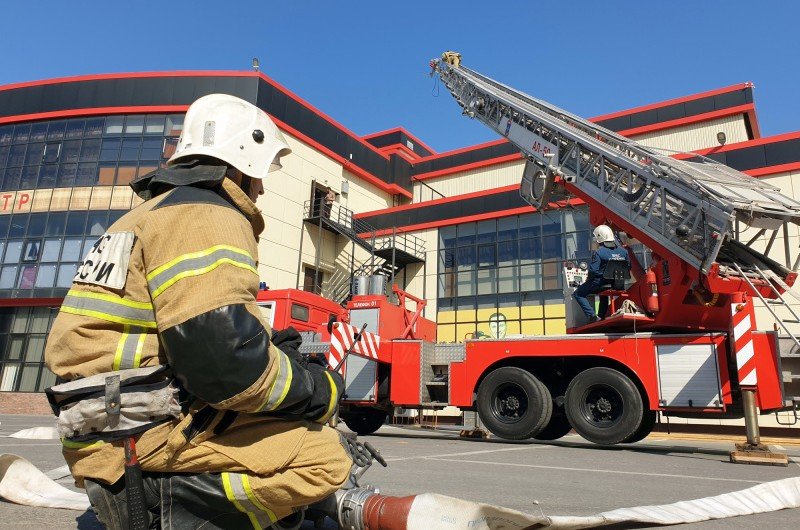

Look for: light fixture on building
[252,58,260,72]
[716,131,726,146]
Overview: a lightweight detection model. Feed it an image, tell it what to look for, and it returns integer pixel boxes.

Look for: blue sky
[1,1,798,153]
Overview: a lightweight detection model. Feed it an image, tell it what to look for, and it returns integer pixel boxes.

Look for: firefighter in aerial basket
[572,224,632,322]
[44,94,352,528]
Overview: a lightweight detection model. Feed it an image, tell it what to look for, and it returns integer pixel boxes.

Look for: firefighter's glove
[304,350,330,369]
[271,327,303,363]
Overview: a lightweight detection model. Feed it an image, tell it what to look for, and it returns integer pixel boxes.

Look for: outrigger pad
[730,443,790,467]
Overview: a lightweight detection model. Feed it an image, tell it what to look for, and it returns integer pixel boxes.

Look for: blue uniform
[573,244,630,319]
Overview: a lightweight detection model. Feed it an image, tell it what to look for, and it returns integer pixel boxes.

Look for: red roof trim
[413,138,509,163]
[355,184,519,218]
[746,162,800,178]
[590,82,754,122]
[358,206,536,237]
[0,105,188,125]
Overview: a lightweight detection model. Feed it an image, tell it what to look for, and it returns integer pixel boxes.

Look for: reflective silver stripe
[258,350,293,412]
[222,472,276,528]
[114,326,148,370]
[61,292,156,328]
[147,246,256,299]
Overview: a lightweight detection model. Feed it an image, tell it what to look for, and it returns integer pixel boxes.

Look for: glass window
[39,368,57,390]
[45,213,67,236]
[456,246,475,271]
[438,225,457,250]
[38,164,58,188]
[0,266,17,289]
[86,211,108,235]
[30,123,48,142]
[28,309,51,334]
[498,240,517,267]
[140,138,162,160]
[65,212,87,235]
[5,336,24,360]
[124,116,144,134]
[61,140,81,163]
[20,165,40,188]
[24,143,45,166]
[11,307,30,332]
[498,217,517,241]
[162,137,179,159]
[476,220,496,244]
[542,216,562,236]
[18,364,40,391]
[17,264,37,288]
[47,121,66,140]
[76,163,97,186]
[8,144,26,167]
[104,116,124,135]
[477,244,496,268]
[456,271,475,297]
[0,125,13,145]
[56,263,78,288]
[41,239,62,261]
[0,364,19,390]
[85,118,104,138]
[542,234,562,260]
[99,139,121,162]
[476,269,496,295]
[13,124,31,143]
[457,223,476,246]
[9,216,26,238]
[34,264,56,288]
[3,166,22,189]
[166,115,184,136]
[57,163,77,187]
[43,142,62,164]
[0,216,9,239]
[519,214,540,238]
[97,164,117,185]
[65,119,86,139]
[61,237,83,261]
[0,145,9,169]
[290,304,309,322]
[519,238,541,263]
[3,240,23,263]
[498,266,518,293]
[80,138,101,162]
[145,115,165,135]
[120,138,141,161]
[439,249,455,273]
[438,272,455,298]
[27,214,46,236]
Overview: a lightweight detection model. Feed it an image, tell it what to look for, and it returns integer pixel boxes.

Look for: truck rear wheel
[533,412,572,441]
[622,409,657,444]
[477,367,552,440]
[565,367,644,445]
[341,407,387,436]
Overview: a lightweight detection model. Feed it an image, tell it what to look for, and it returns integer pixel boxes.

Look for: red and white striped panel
[328,322,381,368]
[731,303,757,386]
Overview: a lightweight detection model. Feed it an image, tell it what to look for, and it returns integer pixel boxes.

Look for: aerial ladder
[431,51,800,463]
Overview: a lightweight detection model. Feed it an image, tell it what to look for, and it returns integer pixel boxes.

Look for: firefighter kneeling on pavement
[44,94,352,529]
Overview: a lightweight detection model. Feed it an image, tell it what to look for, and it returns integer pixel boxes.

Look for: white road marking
[427,457,766,484]
[772,445,786,451]
[385,444,551,462]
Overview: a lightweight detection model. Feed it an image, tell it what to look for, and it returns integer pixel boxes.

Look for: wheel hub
[504,395,521,411]
[595,397,612,414]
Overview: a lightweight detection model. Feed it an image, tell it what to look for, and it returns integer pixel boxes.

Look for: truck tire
[341,407,387,436]
[533,412,572,441]
[565,367,644,445]
[622,409,657,444]
[477,367,552,440]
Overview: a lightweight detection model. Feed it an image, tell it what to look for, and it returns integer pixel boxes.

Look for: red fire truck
[261,54,800,452]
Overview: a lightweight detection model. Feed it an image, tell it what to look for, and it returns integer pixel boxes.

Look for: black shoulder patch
[153,186,237,212]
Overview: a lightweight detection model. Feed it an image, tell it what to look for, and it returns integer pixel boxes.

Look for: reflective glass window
[17,264,38,288]
[20,165,40,188]
[47,121,66,141]
[145,115,165,135]
[61,140,81,164]
[29,123,48,142]
[56,263,77,288]
[100,139,121,162]
[76,163,97,186]
[57,163,77,187]
[22,240,42,261]
[27,215,46,237]
[34,264,56,288]
[8,217,26,238]
[85,118,104,138]
[3,240,23,263]
[0,126,13,145]
[166,115,184,136]
[120,138,141,161]
[124,116,144,134]
[3,166,22,189]
[13,124,31,144]
[61,237,83,261]
[140,138,162,160]
[45,213,67,236]
[41,239,62,262]
[0,146,9,169]
[65,212,87,235]
[86,211,108,235]
[80,139,101,162]
[24,143,45,166]
[8,145,26,167]
[104,116,124,135]
[43,142,62,164]
[65,120,85,139]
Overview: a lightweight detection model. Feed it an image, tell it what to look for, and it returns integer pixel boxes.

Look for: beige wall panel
[413,160,524,201]
[630,116,749,153]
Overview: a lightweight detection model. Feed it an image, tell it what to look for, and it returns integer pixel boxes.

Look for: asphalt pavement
[1,414,798,529]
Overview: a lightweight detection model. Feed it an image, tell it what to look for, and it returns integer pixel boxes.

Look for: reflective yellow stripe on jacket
[222,472,277,529]
[112,325,148,370]
[318,371,339,423]
[146,244,257,299]
[258,350,293,412]
[61,290,157,329]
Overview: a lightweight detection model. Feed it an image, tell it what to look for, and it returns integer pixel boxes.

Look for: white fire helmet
[593,224,616,244]
[168,94,291,179]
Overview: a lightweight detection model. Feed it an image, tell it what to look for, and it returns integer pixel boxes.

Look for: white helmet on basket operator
[593,224,616,245]
[168,93,291,179]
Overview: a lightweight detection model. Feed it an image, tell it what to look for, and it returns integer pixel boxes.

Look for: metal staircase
[302,197,425,304]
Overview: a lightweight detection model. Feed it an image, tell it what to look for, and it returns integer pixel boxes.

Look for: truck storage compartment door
[656,343,723,408]
[343,354,378,403]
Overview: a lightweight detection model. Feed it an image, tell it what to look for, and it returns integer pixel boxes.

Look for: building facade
[0,73,798,432]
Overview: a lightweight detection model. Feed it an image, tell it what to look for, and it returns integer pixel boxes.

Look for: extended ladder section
[431,53,800,276]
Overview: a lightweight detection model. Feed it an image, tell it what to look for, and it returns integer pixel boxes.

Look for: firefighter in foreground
[44,94,352,528]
